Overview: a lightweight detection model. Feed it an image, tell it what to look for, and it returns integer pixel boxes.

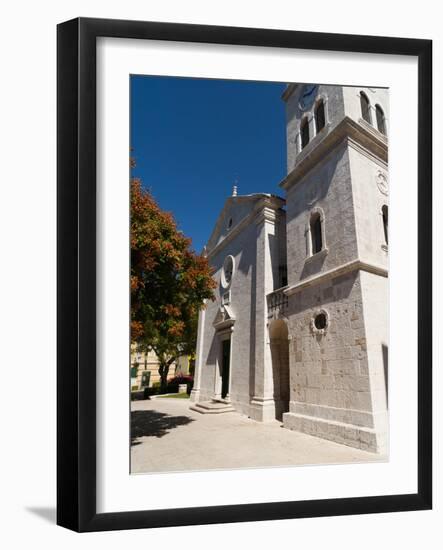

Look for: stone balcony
[267,287,289,317]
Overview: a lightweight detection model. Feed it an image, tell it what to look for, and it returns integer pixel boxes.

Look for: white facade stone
[193,84,389,454]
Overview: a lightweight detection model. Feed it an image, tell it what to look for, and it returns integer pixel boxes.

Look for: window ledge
[358,118,388,144]
[305,247,329,263]
[297,122,331,161]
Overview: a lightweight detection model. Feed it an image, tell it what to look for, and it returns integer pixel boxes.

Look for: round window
[314,313,327,330]
[311,310,329,334]
[222,256,234,288]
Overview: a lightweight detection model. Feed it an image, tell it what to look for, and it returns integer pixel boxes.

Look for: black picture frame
[57,17,432,532]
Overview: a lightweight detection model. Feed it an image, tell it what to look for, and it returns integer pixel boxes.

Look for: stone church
[190,83,389,454]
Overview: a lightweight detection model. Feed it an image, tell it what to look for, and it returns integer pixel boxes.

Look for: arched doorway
[269,319,290,420]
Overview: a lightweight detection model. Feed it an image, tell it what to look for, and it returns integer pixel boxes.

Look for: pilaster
[249,207,279,422]
[189,304,206,403]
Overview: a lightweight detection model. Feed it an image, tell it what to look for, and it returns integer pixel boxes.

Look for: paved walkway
[131,397,385,474]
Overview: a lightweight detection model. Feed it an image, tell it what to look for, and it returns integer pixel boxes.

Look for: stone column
[250,206,278,422]
[295,132,301,157]
[308,114,316,139]
[190,303,206,402]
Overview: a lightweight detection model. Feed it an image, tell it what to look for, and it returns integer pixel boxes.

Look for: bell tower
[280,83,389,453]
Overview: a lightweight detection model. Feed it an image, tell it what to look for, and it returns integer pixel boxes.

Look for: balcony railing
[267,287,289,314]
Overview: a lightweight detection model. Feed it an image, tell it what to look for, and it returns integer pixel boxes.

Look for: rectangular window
[315,101,325,132]
[382,205,388,244]
[301,120,309,149]
[311,215,323,254]
[360,92,372,124]
[279,265,288,287]
[376,106,386,135]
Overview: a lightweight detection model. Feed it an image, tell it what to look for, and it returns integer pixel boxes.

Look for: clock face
[298,84,318,111]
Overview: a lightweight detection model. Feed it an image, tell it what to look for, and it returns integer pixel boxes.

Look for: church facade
[190,83,389,454]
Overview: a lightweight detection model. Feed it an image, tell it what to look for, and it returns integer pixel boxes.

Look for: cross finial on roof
[232,177,238,197]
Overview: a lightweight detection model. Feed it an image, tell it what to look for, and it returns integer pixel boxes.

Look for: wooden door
[221,339,231,399]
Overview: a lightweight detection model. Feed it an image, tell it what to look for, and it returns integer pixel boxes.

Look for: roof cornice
[283,258,388,296]
[279,116,388,192]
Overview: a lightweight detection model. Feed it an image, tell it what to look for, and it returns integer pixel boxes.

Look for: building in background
[130,345,193,390]
[130,345,162,390]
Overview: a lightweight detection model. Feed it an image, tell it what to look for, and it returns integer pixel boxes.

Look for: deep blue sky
[130,75,287,252]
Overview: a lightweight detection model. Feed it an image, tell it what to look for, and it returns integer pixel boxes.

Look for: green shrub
[143,382,161,397]
[167,375,194,395]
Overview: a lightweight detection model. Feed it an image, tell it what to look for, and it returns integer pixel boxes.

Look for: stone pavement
[131,397,385,474]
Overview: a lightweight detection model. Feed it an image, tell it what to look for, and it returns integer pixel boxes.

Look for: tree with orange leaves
[131,174,216,393]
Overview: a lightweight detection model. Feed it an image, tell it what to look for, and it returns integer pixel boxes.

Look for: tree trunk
[158,363,169,394]
[158,357,176,393]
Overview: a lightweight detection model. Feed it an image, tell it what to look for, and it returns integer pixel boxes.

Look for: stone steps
[190,399,235,414]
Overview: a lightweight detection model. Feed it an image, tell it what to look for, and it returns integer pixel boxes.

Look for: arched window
[310,212,323,254]
[382,205,388,244]
[315,99,326,133]
[360,91,372,124]
[375,104,386,135]
[300,117,310,149]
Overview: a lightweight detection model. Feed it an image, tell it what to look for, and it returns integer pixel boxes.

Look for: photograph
[0,0,436,542]
[129,75,389,474]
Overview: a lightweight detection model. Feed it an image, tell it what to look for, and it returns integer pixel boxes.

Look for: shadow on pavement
[131,409,195,445]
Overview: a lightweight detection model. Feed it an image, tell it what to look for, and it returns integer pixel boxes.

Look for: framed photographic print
[57,17,432,532]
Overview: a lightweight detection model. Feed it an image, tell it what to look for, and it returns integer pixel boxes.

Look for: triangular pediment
[213,305,236,330]
[205,194,284,255]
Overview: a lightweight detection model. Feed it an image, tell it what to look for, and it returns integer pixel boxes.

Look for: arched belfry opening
[269,319,290,420]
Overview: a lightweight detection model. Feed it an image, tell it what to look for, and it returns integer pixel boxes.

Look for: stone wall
[349,144,389,270]
[197,219,258,413]
[285,143,358,286]
[359,270,389,453]
[195,197,286,419]
[342,86,389,130]
[283,270,385,452]
[285,84,346,173]
[193,83,389,454]
[282,124,388,452]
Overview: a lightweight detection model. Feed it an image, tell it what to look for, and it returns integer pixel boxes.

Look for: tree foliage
[130,175,216,390]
